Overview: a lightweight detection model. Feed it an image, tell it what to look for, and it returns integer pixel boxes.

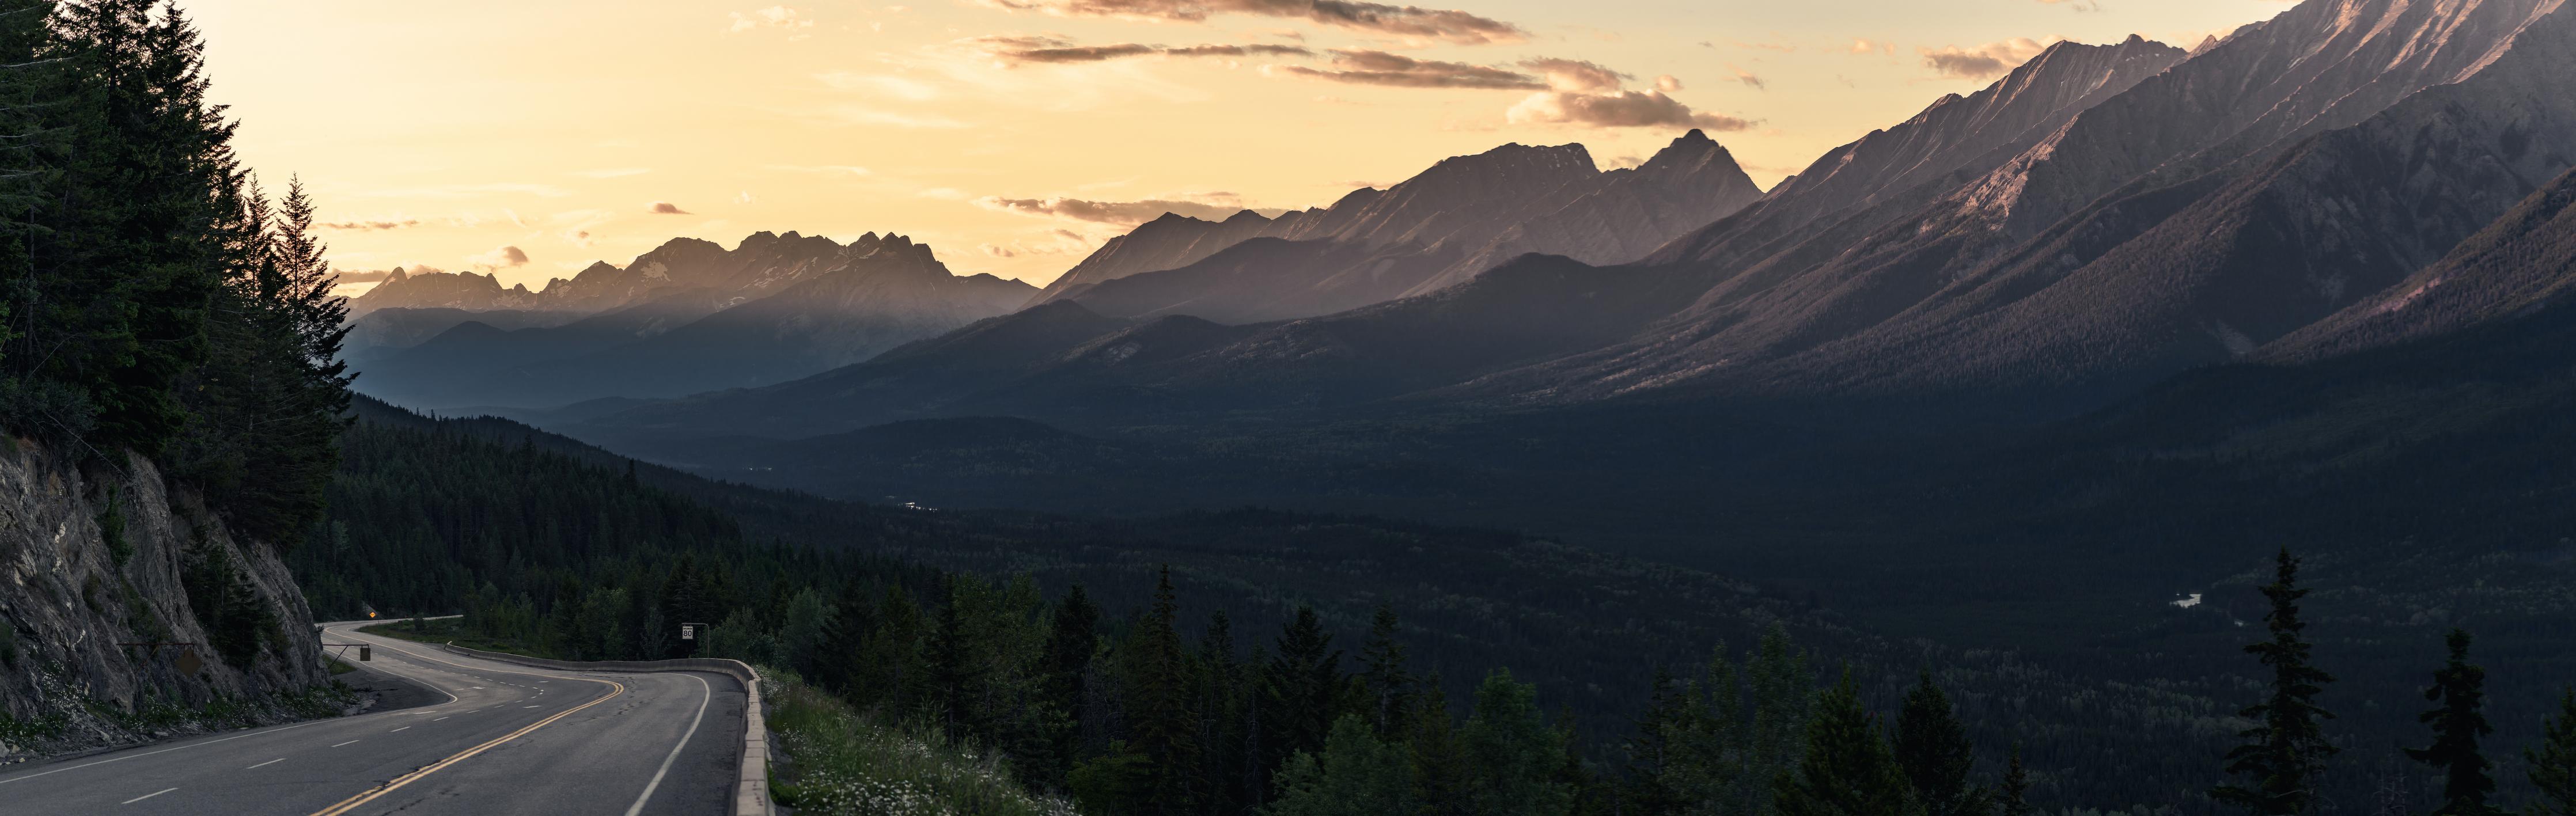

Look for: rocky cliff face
[0,442,331,758]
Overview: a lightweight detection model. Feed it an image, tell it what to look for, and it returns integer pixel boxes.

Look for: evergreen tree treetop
[2214,548,2338,816]
[2407,628,2502,816]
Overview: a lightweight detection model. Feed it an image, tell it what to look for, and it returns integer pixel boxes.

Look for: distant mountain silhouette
[351,231,1032,409]
[1031,130,1760,324]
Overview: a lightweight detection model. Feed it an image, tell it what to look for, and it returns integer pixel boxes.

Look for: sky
[191,0,2293,290]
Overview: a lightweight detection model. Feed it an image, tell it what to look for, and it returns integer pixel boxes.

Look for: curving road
[0,621,745,815]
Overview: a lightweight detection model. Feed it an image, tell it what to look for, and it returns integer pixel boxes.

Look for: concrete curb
[438,644,774,816]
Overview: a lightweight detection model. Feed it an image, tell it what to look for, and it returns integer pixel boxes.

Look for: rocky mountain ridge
[1029,130,1761,324]
[350,231,1035,409]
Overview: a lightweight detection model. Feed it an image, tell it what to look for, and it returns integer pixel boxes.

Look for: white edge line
[120,787,179,804]
[247,758,285,769]
[0,719,330,786]
[623,674,714,816]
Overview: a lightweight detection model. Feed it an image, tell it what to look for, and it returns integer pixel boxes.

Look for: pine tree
[1620,667,1692,814]
[1357,603,1414,738]
[2214,548,2339,816]
[1998,745,2033,816]
[810,578,877,694]
[2407,629,2503,816]
[1895,670,1990,816]
[1196,611,1255,815]
[1258,604,1342,797]
[1656,642,1763,816]
[0,0,56,374]
[914,580,982,736]
[2530,686,2576,816]
[173,174,350,544]
[1408,671,1473,816]
[1264,714,1420,816]
[1122,565,1199,813]
[853,584,922,712]
[1039,583,1100,786]
[1774,667,1916,816]
[1748,624,1814,814]
[14,0,237,456]
[1460,669,1574,816]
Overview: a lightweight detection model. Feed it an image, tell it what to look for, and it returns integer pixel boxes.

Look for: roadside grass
[763,673,1077,816]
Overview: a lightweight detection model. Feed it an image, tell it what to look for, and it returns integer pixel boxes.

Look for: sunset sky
[192,0,2290,289]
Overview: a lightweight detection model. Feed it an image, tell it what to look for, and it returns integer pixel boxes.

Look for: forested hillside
[302,398,2576,814]
[0,0,360,753]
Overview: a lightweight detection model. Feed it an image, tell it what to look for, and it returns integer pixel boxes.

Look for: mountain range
[1026,129,1761,324]
[346,231,1034,408]
[536,0,2574,443]
[380,0,2576,543]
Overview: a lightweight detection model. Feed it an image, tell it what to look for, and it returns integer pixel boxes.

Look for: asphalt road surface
[0,621,745,815]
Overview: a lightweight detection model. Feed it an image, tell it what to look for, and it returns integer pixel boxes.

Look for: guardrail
[437,644,773,816]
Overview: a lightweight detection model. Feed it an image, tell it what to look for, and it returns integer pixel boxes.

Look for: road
[0,621,746,815]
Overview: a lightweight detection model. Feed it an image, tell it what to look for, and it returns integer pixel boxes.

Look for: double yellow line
[307,634,626,816]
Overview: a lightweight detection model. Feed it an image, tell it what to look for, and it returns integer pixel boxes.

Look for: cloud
[468,245,529,270]
[319,218,421,231]
[736,191,757,204]
[972,36,1315,64]
[1268,49,1544,90]
[1850,38,1895,56]
[648,202,691,215]
[1654,74,1683,92]
[1507,89,1753,130]
[974,0,1526,45]
[1518,58,1625,93]
[975,193,1255,226]
[1729,66,1764,90]
[574,168,652,179]
[729,6,815,33]
[332,269,401,284]
[1919,37,2056,79]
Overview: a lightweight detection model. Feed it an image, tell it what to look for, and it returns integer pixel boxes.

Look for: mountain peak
[1640,128,1732,170]
[1434,142,1597,176]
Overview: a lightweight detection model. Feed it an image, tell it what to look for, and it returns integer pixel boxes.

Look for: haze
[192,0,2278,289]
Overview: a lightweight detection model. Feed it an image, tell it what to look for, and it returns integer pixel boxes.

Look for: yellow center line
[307,629,626,816]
